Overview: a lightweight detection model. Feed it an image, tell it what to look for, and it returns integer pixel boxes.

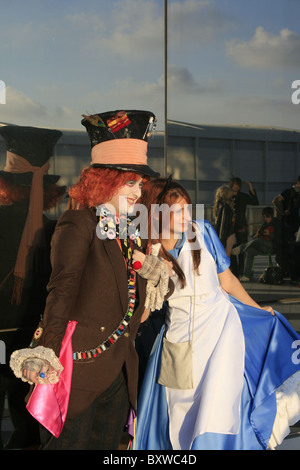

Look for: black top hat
[81,110,160,178]
[0,125,62,187]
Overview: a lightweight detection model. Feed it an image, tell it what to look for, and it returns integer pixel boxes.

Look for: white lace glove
[10,346,63,385]
[132,244,171,312]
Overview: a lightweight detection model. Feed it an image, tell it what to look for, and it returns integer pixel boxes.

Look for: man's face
[232,183,240,195]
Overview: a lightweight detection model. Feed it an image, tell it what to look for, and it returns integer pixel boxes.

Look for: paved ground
[2,255,300,449]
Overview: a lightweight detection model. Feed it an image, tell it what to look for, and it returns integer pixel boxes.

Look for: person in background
[272,176,300,281]
[231,207,281,282]
[213,184,235,257]
[229,177,259,276]
[0,125,66,449]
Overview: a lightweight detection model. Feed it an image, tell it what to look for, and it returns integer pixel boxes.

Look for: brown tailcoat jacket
[34,207,149,418]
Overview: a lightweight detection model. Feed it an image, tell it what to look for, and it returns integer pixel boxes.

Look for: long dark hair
[140,178,201,288]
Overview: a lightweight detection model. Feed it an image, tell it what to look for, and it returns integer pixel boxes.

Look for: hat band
[91,139,148,166]
[3,152,50,304]
[4,151,50,175]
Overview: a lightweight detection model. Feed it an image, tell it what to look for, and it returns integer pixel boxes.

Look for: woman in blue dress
[133,178,300,450]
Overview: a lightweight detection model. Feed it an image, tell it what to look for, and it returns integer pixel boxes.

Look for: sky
[0,0,300,131]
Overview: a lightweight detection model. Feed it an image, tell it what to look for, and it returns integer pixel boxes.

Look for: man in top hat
[0,125,65,449]
[9,110,172,450]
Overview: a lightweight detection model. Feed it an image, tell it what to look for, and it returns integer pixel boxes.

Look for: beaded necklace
[73,207,142,361]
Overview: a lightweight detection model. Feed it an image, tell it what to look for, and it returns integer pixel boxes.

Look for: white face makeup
[106,177,143,215]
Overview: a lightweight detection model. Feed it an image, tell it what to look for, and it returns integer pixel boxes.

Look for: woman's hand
[260,305,275,316]
[141,307,151,323]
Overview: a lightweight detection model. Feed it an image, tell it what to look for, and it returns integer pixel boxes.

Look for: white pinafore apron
[164,225,245,450]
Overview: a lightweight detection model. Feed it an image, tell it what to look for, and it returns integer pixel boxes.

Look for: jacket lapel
[102,239,129,313]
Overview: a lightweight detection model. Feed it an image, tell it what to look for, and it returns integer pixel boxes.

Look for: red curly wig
[69,166,148,208]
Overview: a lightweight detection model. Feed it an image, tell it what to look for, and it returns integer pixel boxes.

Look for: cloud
[0,18,63,52]
[0,67,223,130]
[0,86,47,117]
[219,92,300,129]
[95,65,221,109]
[226,27,300,69]
[169,0,234,46]
[66,12,106,33]
[66,0,233,60]
[166,65,222,95]
[0,86,77,128]
[82,76,165,125]
[66,1,163,60]
[80,66,222,129]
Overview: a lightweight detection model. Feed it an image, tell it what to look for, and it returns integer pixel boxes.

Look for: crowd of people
[213,176,300,283]
[1,111,300,451]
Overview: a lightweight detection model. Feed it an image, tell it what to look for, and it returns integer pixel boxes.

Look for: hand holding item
[132,243,172,284]
[10,346,63,385]
[22,358,60,385]
[132,250,145,271]
[261,305,275,316]
[132,244,170,311]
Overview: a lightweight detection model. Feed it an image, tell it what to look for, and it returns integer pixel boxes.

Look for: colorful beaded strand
[73,268,136,361]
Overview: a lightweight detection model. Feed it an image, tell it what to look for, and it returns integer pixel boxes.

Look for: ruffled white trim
[268,371,300,449]
[9,346,63,385]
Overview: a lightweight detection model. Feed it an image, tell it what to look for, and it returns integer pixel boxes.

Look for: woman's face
[162,197,191,239]
[106,176,143,215]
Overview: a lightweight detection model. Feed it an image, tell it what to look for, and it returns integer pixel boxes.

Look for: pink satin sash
[26,320,77,438]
